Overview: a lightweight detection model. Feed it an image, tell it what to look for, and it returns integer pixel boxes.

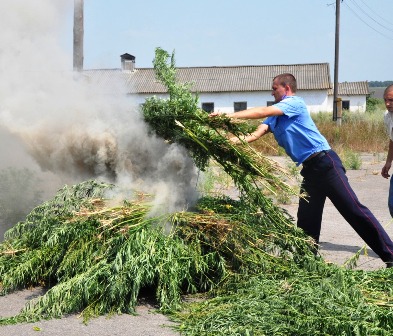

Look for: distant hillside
[369,81,393,88]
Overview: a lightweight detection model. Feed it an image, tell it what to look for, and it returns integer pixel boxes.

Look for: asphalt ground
[0,288,179,336]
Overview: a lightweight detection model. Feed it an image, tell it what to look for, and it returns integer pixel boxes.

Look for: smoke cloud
[0,0,199,237]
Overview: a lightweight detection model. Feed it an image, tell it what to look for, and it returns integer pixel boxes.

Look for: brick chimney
[120,53,135,72]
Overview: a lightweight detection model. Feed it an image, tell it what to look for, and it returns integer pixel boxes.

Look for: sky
[65,0,393,82]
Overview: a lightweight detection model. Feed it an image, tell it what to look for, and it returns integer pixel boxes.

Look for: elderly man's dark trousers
[297,149,393,263]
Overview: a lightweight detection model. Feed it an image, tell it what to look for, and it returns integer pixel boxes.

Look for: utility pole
[333,0,341,124]
[73,0,84,72]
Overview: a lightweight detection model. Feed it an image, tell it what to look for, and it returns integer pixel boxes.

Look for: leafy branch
[143,47,298,218]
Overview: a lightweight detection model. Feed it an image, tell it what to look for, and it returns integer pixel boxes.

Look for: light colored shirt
[384,110,393,141]
[263,96,330,165]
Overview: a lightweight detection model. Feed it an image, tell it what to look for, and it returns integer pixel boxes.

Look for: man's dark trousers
[297,149,393,263]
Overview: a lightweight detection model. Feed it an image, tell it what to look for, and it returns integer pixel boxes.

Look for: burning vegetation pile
[0,48,393,335]
[0,181,310,324]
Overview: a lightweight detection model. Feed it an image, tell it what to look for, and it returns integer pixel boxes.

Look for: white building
[85,54,369,113]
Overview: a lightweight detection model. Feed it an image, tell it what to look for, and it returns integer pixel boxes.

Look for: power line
[348,0,393,33]
[343,1,393,40]
[357,0,393,28]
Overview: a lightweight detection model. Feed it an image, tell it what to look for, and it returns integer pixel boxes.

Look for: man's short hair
[273,73,297,93]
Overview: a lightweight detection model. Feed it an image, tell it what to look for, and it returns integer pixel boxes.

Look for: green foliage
[173,265,393,335]
[0,181,314,325]
[346,152,362,170]
[341,148,362,170]
[142,47,299,228]
[143,48,256,171]
[0,182,392,334]
[369,81,393,88]
[366,96,384,112]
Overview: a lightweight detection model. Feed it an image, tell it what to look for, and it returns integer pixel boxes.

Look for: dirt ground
[0,153,392,336]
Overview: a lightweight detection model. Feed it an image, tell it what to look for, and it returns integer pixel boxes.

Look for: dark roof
[120,53,135,61]
[83,63,332,94]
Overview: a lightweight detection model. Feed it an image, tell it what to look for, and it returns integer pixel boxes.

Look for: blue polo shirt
[263,96,330,165]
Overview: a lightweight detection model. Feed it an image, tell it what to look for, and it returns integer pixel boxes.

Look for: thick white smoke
[0,0,200,232]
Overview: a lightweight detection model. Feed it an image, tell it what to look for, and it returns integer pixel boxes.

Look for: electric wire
[357,0,393,28]
[348,0,393,33]
[343,0,393,41]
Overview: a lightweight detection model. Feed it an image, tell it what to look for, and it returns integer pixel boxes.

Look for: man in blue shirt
[210,73,393,268]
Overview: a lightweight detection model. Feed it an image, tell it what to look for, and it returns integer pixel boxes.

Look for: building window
[266,101,274,106]
[342,100,350,110]
[202,102,214,113]
[234,102,247,112]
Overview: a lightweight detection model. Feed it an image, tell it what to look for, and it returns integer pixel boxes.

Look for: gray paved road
[0,287,179,336]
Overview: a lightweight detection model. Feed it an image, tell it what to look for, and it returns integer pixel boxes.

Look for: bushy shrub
[366,96,384,112]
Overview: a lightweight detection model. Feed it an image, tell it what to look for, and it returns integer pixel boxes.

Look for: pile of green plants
[0,180,392,334]
[173,264,393,335]
[0,181,312,325]
[0,48,392,335]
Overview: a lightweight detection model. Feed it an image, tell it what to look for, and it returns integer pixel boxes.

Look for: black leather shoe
[386,262,393,268]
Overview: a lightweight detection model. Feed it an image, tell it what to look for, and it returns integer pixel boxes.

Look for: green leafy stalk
[143,47,298,222]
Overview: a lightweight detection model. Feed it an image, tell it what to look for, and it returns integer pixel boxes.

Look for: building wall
[197,90,330,114]
[326,95,367,112]
[198,92,272,113]
[132,91,366,114]
[298,90,329,113]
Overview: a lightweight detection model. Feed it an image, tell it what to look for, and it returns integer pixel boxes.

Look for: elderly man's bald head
[384,85,393,95]
[384,85,393,113]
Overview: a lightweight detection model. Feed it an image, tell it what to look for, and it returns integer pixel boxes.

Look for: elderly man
[381,85,393,218]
